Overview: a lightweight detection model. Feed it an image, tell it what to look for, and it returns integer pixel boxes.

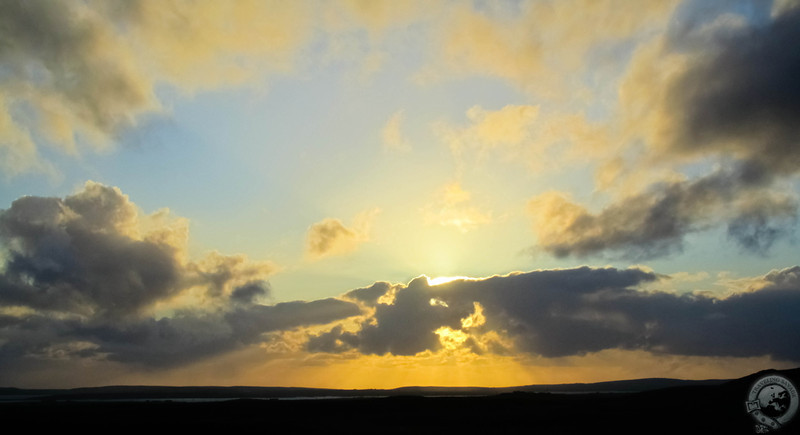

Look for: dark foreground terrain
[2,368,798,434]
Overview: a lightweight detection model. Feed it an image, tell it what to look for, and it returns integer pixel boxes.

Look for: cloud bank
[311,266,800,362]
[1,184,797,385]
[0,182,360,377]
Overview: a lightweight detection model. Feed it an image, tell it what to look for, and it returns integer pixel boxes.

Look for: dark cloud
[50,297,361,367]
[0,185,180,318]
[726,203,797,255]
[555,6,800,261]
[224,299,362,346]
[0,183,361,373]
[665,6,800,173]
[530,163,797,260]
[343,281,397,305]
[0,296,362,370]
[312,267,659,356]
[306,325,361,353]
[310,266,800,362]
[231,281,271,305]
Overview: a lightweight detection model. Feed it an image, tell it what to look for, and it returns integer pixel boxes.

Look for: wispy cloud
[381,110,411,152]
[422,182,492,232]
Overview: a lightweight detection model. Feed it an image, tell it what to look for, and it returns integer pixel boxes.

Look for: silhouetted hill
[0,376,730,401]
[1,367,797,434]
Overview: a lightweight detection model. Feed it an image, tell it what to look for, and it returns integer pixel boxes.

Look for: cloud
[435,105,539,160]
[0,0,313,177]
[306,210,379,259]
[381,110,411,152]
[528,163,796,260]
[0,182,183,318]
[422,182,492,233]
[0,182,361,374]
[310,265,800,362]
[0,0,156,176]
[38,296,360,368]
[458,105,540,150]
[306,218,362,259]
[420,0,679,98]
[435,104,611,177]
[528,6,800,261]
[659,6,800,174]
[613,4,800,180]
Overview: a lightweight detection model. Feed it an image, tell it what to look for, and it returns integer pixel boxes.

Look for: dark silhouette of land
[2,367,798,434]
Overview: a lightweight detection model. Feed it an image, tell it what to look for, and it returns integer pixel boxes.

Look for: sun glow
[426,276,471,286]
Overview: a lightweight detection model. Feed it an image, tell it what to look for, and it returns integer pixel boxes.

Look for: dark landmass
[2,367,798,434]
[0,376,729,401]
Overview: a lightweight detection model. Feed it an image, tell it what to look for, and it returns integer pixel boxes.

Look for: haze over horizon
[1,0,800,389]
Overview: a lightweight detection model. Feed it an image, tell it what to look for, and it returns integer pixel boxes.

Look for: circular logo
[746,374,798,431]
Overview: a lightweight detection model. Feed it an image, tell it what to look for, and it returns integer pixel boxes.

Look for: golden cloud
[306,209,380,259]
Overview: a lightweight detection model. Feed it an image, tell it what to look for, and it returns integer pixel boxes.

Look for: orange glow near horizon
[245,351,797,390]
[90,347,795,392]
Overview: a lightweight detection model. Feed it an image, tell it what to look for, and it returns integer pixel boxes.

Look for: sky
[1,0,800,389]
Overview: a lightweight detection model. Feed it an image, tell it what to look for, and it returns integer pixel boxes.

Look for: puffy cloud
[0,182,361,374]
[306,218,363,259]
[528,163,796,260]
[0,182,182,318]
[306,209,379,259]
[310,266,800,362]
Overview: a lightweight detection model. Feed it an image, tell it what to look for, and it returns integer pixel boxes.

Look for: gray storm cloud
[0,183,361,377]
[310,266,800,362]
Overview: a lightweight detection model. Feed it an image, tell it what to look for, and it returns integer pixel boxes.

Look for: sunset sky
[1,0,800,389]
